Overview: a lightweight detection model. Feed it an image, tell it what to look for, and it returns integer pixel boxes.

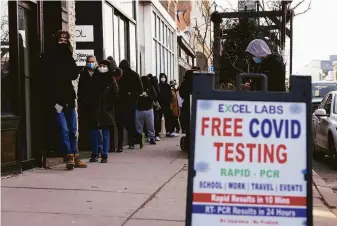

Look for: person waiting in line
[78,55,104,157]
[147,73,161,141]
[246,39,286,91]
[119,60,143,149]
[159,73,175,137]
[112,67,125,152]
[88,60,119,163]
[43,30,86,169]
[136,76,158,148]
[170,80,181,134]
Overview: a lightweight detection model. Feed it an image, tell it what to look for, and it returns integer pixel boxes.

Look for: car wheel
[328,135,337,170]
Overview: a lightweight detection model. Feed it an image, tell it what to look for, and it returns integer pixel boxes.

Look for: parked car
[312,91,337,169]
[312,81,337,113]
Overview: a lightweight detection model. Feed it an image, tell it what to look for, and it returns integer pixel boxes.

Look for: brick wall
[67,0,76,56]
[160,0,177,21]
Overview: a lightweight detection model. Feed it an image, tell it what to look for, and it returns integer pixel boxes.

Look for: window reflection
[119,18,125,60]
[104,4,114,58]
[129,23,136,71]
[113,14,119,63]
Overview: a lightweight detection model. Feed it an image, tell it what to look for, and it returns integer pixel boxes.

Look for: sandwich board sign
[185,73,313,226]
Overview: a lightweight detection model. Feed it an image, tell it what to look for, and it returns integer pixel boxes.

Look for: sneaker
[89,153,98,162]
[155,136,161,141]
[116,147,123,153]
[66,154,75,170]
[166,133,175,137]
[101,156,108,163]
[74,153,87,168]
[140,133,145,149]
[150,139,157,145]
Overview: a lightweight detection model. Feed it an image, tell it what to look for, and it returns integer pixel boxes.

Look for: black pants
[154,110,161,136]
[172,116,180,133]
[159,109,173,134]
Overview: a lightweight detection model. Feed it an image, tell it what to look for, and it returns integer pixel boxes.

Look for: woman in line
[89,60,119,163]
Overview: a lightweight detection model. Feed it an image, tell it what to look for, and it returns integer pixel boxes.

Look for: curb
[312,170,337,210]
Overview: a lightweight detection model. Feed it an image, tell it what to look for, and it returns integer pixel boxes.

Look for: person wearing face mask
[88,60,119,163]
[170,80,181,134]
[43,30,86,170]
[158,73,175,137]
[78,55,104,156]
[246,39,286,91]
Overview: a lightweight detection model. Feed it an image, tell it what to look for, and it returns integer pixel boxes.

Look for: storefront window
[152,40,156,75]
[113,14,119,63]
[129,22,136,71]
[156,42,160,74]
[119,18,126,60]
[161,21,164,44]
[104,4,114,58]
[152,12,156,38]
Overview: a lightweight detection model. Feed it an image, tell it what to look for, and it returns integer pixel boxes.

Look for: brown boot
[66,154,75,170]
[74,153,87,168]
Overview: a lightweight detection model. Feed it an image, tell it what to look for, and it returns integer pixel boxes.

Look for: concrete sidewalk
[1,138,337,226]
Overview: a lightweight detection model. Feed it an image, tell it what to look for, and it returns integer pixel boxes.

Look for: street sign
[186,73,313,226]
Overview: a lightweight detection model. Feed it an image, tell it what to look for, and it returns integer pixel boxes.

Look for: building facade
[174,0,213,80]
[75,0,137,70]
[138,0,178,82]
[1,0,77,174]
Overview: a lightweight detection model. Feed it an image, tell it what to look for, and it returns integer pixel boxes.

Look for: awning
[177,36,195,58]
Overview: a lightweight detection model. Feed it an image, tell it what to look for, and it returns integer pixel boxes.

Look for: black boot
[89,153,98,162]
[101,155,108,163]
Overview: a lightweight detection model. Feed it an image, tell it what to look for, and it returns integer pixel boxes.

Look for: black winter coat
[43,44,79,108]
[78,67,95,112]
[255,53,286,91]
[118,68,143,106]
[158,74,172,110]
[88,71,119,128]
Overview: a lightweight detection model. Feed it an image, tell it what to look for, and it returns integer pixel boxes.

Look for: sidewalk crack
[120,164,186,226]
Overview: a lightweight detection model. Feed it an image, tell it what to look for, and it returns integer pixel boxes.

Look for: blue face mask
[87,62,95,69]
[253,57,263,64]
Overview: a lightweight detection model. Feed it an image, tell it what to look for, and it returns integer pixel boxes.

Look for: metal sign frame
[185,72,313,226]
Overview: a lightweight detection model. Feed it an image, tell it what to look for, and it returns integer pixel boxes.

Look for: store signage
[75,25,94,42]
[191,100,307,225]
[75,49,94,66]
[186,73,312,226]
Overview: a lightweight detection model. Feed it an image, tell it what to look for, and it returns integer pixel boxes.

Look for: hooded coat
[88,60,119,128]
[118,60,143,106]
[246,39,286,91]
[158,73,172,110]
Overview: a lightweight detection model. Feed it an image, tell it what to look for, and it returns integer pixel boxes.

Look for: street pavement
[1,137,337,226]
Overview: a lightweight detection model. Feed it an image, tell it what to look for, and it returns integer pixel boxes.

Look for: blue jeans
[136,109,155,139]
[98,130,103,151]
[56,108,77,154]
[90,128,110,157]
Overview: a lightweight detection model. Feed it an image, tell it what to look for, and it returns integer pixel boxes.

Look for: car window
[312,83,337,98]
[334,95,337,114]
[319,94,329,109]
[324,94,332,115]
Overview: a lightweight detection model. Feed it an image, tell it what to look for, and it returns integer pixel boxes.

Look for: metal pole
[211,11,222,88]
[289,11,293,76]
[281,1,287,58]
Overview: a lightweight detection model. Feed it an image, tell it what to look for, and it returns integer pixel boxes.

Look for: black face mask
[58,43,71,54]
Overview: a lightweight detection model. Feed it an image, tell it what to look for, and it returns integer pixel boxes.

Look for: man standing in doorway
[119,60,143,149]
[44,30,87,170]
